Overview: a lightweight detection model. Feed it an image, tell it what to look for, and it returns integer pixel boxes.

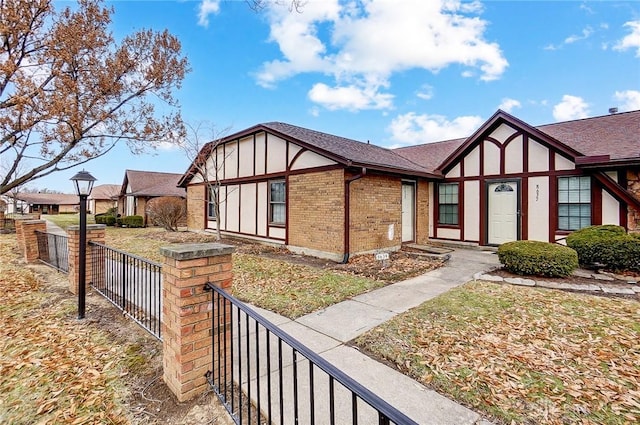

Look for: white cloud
[388,112,483,145]
[416,85,434,101]
[308,82,393,111]
[198,0,221,27]
[614,20,640,56]
[614,90,640,111]
[553,95,590,121]
[564,26,593,44]
[498,98,521,113]
[257,0,508,111]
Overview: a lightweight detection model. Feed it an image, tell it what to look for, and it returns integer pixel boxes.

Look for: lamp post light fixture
[70,169,96,319]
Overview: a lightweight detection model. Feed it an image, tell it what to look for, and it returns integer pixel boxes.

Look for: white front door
[488,182,518,245]
[401,183,415,243]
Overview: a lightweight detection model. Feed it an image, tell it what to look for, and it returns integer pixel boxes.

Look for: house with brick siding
[119,170,186,226]
[179,109,640,260]
[178,122,438,261]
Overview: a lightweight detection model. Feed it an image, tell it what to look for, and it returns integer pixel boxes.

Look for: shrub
[105,215,116,226]
[497,240,578,278]
[146,196,186,231]
[121,215,144,228]
[95,214,106,224]
[566,225,640,271]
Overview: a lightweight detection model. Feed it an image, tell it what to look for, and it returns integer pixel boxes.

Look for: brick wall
[67,225,106,295]
[187,185,206,231]
[161,243,234,402]
[349,174,402,253]
[415,180,430,244]
[18,220,47,262]
[628,169,640,233]
[288,169,345,256]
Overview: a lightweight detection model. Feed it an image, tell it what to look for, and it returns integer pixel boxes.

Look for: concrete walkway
[42,217,67,235]
[246,248,500,425]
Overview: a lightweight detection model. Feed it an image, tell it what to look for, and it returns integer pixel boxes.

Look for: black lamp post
[70,169,96,319]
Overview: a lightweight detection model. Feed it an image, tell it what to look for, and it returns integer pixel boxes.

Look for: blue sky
[37,0,640,192]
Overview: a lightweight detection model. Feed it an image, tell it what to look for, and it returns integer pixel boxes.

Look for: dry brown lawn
[356,281,640,425]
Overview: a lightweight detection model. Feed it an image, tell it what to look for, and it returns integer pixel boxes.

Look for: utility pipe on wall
[342,167,367,264]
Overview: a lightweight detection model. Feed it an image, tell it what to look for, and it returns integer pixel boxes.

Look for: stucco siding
[528,139,549,172]
[463,180,480,241]
[527,176,549,241]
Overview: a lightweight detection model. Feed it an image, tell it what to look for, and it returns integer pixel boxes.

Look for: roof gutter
[342,167,367,264]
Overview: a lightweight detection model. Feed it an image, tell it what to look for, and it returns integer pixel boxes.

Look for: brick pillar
[17,220,47,262]
[160,243,234,402]
[67,224,106,295]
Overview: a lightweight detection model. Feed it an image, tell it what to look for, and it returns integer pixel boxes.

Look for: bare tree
[246,0,306,12]
[0,0,189,195]
[146,196,186,232]
[180,122,235,240]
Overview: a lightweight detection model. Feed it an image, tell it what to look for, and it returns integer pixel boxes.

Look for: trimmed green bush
[497,240,578,278]
[121,215,144,228]
[566,225,640,271]
[105,215,116,226]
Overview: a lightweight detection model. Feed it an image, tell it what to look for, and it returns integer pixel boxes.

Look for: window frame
[437,182,459,226]
[269,180,286,226]
[557,175,591,231]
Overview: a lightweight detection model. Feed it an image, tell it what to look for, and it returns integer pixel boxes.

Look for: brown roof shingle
[261,122,435,176]
[89,184,121,200]
[123,170,185,198]
[15,193,78,205]
[395,109,640,171]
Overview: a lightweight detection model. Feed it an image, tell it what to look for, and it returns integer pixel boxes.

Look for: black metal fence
[204,283,418,425]
[89,241,163,340]
[35,231,69,273]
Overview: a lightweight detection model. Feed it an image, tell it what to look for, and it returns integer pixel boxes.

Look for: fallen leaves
[0,234,130,424]
[356,281,640,425]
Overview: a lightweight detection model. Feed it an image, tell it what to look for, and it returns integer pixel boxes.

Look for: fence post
[16,220,47,262]
[160,243,234,402]
[67,224,106,295]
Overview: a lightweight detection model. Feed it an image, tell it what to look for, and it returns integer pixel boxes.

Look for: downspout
[342,167,367,263]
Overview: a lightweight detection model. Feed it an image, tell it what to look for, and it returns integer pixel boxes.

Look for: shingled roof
[89,184,121,200]
[262,122,435,176]
[537,109,640,163]
[121,170,185,198]
[395,109,640,171]
[15,193,78,205]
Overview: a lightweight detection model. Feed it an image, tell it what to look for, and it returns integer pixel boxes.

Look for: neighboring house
[89,184,121,215]
[119,170,186,225]
[10,193,79,214]
[179,110,640,260]
[178,122,438,261]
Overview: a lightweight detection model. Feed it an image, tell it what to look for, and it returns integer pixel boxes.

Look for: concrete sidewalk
[246,248,500,425]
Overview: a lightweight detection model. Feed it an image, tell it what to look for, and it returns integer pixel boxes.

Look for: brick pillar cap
[20,219,46,224]
[160,243,235,260]
[68,224,107,231]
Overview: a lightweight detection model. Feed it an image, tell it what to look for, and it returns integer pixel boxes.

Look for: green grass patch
[43,213,95,229]
[355,281,640,425]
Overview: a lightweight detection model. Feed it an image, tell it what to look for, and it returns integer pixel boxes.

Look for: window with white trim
[269,181,285,225]
[438,183,459,225]
[558,176,591,231]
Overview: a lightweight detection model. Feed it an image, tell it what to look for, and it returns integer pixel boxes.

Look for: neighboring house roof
[395,109,640,172]
[121,170,185,198]
[89,184,121,201]
[14,193,78,205]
